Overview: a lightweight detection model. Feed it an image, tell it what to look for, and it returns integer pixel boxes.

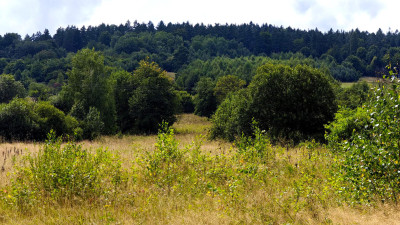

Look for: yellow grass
[341,76,382,88]
[0,113,399,224]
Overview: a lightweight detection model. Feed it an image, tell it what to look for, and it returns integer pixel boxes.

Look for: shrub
[0,98,39,141]
[0,74,26,103]
[210,89,253,141]
[128,60,179,133]
[176,90,195,113]
[325,107,369,152]
[83,107,104,140]
[9,131,125,209]
[194,77,217,118]
[327,76,400,203]
[211,64,337,143]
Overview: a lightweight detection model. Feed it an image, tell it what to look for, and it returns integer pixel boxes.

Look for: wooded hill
[0,21,394,141]
[1,21,399,84]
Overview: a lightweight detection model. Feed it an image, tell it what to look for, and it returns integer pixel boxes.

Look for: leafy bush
[336,81,371,109]
[82,107,104,140]
[0,74,26,103]
[325,107,369,152]
[327,77,400,203]
[128,60,179,133]
[142,122,185,190]
[210,89,253,141]
[0,98,39,141]
[211,64,337,143]
[0,98,79,141]
[9,131,125,209]
[194,77,217,118]
[176,90,194,113]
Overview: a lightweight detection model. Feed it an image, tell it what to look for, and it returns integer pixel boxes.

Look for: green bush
[325,107,370,152]
[336,81,370,109]
[83,107,104,140]
[0,74,26,103]
[9,131,125,209]
[327,77,400,203]
[0,98,79,141]
[0,98,39,141]
[176,90,194,113]
[128,60,178,133]
[210,89,252,141]
[35,101,69,139]
[194,77,217,118]
[211,64,337,143]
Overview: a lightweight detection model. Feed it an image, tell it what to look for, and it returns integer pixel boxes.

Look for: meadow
[0,114,400,224]
[340,77,382,88]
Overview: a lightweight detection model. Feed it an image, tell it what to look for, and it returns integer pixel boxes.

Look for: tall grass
[0,114,399,224]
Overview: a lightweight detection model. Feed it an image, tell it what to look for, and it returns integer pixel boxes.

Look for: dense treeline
[0,21,395,141]
[1,21,400,84]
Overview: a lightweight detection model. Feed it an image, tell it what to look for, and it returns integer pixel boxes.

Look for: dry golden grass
[1,114,400,224]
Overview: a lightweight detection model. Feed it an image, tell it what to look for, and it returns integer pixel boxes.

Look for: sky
[0,0,399,36]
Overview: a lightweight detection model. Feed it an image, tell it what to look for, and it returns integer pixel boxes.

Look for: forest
[1,21,400,223]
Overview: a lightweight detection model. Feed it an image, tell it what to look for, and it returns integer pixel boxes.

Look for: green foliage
[235,121,274,165]
[336,81,371,109]
[0,74,26,103]
[214,75,246,104]
[327,77,400,203]
[250,64,337,142]
[194,77,217,118]
[176,90,194,113]
[28,82,50,101]
[212,64,337,143]
[35,101,73,139]
[142,122,185,190]
[65,48,116,134]
[128,60,178,133]
[83,107,104,140]
[0,98,39,141]
[112,70,138,132]
[210,89,253,141]
[0,98,78,141]
[325,107,370,152]
[8,131,125,209]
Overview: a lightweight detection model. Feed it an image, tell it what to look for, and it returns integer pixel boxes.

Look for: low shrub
[7,131,126,210]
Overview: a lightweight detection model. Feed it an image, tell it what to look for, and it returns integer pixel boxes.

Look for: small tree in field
[128,60,178,133]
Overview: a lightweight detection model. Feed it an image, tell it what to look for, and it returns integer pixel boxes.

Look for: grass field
[341,76,382,88]
[1,114,400,224]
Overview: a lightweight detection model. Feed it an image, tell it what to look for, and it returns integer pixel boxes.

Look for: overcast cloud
[0,0,398,36]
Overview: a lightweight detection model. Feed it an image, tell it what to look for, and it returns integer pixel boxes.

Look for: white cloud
[0,0,398,36]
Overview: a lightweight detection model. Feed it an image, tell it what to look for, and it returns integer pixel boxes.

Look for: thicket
[0,98,77,141]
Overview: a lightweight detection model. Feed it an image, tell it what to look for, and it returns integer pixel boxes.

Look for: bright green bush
[324,107,370,152]
[327,77,400,203]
